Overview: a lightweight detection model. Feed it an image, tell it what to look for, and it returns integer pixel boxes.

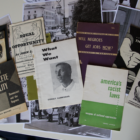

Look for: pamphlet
[9,17,46,78]
[33,38,83,109]
[79,65,128,130]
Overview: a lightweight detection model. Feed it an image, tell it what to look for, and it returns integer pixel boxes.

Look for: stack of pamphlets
[0,0,140,139]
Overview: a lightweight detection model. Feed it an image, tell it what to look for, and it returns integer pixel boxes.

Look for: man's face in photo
[55,64,71,84]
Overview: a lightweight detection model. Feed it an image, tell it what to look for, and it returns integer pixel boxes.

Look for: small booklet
[33,38,83,109]
[79,65,128,130]
[76,22,119,83]
[9,17,46,78]
[0,60,27,120]
[126,70,140,108]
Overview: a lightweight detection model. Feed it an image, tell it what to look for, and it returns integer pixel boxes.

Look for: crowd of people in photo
[31,100,81,127]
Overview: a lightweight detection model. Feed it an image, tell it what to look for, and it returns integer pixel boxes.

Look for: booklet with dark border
[0,60,27,120]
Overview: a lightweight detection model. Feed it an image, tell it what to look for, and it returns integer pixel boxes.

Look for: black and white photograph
[102,0,118,10]
[113,6,140,93]
[102,11,116,23]
[23,0,102,42]
[113,25,140,93]
[115,6,140,49]
[0,15,11,38]
[19,77,31,123]
[119,0,139,8]
[0,15,12,59]
[126,70,140,108]
[24,100,111,139]
[133,81,140,103]
[102,0,139,10]
[50,60,79,94]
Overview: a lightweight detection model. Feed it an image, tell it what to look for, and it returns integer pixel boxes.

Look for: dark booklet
[0,24,11,61]
[76,22,120,83]
[0,60,27,119]
[114,25,140,94]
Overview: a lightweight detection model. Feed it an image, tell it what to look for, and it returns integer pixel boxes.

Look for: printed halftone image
[50,60,79,94]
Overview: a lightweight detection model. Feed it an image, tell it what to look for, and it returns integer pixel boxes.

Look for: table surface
[0,0,140,140]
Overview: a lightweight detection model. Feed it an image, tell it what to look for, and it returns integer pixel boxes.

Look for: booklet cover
[79,65,128,130]
[33,38,83,109]
[9,17,46,78]
[0,60,27,120]
[27,76,38,101]
[115,6,140,50]
[114,25,140,94]
[126,70,140,108]
[76,22,119,83]
[24,100,111,140]
[0,24,11,61]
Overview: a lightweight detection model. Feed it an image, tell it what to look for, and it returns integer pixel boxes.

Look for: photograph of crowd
[25,100,111,138]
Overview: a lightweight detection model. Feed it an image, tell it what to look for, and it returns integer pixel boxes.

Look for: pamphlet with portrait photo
[33,38,83,109]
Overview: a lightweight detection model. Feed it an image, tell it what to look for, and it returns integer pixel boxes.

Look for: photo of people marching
[25,100,110,138]
[31,100,80,127]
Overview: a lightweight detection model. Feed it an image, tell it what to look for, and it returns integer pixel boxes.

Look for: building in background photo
[102,11,116,23]
[23,0,101,42]
[102,0,118,10]
[102,0,139,10]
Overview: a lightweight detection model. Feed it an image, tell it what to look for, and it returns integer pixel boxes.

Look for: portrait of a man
[52,61,79,94]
